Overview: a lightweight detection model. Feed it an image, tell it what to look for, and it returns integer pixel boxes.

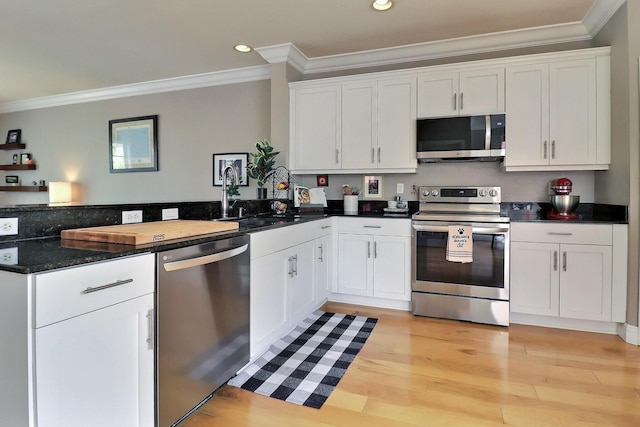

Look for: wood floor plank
[179,302,640,427]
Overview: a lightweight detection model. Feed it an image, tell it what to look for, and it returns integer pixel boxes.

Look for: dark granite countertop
[503,202,628,224]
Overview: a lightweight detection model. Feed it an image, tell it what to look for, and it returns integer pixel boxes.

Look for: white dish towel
[446,225,473,263]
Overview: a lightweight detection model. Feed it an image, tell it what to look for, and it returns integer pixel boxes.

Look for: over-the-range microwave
[416,114,505,162]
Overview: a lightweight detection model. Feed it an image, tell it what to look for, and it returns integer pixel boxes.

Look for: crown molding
[254,43,308,74]
[0,65,271,114]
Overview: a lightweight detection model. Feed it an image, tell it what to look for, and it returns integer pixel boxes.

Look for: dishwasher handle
[162,243,248,272]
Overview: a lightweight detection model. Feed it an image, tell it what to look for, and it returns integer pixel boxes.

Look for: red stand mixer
[548,178,580,220]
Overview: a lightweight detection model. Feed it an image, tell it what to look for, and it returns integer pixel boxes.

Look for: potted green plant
[247,138,280,199]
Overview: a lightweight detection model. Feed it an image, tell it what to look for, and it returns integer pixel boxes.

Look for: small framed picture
[5,129,21,144]
[363,175,383,199]
[316,174,328,187]
[109,115,158,173]
[213,153,249,186]
[20,153,32,165]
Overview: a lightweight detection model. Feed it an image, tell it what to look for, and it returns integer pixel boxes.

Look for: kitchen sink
[216,214,298,230]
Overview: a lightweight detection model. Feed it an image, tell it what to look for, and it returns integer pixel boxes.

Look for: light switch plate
[396,183,404,194]
[162,208,179,220]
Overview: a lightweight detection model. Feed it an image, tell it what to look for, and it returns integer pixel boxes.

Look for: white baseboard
[328,293,411,311]
[618,323,639,345]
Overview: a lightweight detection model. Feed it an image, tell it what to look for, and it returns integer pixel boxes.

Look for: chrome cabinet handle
[146,309,155,350]
[363,225,382,229]
[293,255,298,276]
[336,149,340,164]
[371,147,375,164]
[553,251,558,271]
[367,241,371,258]
[551,140,556,159]
[318,244,324,262]
[460,92,464,110]
[548,232,573,236]
[374,241,378,258]
[378,147,381,164]
[562,251,567,271]
[453,93,457,111]
[544,141,548,159]
[288,256,294,277]
[321,225,332,229]
[81,278,133,294]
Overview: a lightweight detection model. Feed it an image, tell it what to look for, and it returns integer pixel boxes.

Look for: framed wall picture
[20,153,32,165]
[109,115,158,172]
[5,129,21,144]
[363,175,383,199]
[213,153,249,186]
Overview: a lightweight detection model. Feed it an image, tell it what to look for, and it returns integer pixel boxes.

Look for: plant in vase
[247,138,280,199]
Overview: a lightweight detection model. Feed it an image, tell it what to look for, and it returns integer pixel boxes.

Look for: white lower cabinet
[0,253,155,427]
[510,223,626,326]
[336,218,411,306]
[250,218,334,359]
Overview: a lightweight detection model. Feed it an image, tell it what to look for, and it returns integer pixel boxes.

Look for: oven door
[411,221,509,301]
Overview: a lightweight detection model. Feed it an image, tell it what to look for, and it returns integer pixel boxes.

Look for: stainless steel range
[411,186,510,326]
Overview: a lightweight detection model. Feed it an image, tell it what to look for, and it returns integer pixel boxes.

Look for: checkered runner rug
[227,310,377,408]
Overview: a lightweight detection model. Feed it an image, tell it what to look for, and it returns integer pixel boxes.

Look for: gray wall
[0,80,271,205]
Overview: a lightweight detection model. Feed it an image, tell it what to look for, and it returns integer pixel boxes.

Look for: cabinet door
[250,249,288,358]
[510,242,559,316]
[341,82,376,169]
[559,244,612,321]
[377,77,417,169]
[291,85,342,171]
[417,72,458,117]
[35,294,154,427]
[314,234,332,305]
[337,234,373,296]
[458,68,505,115]
[549,59,597,166]
[504,63,550,167]
[372,235,410,301]
[289,240,316,327]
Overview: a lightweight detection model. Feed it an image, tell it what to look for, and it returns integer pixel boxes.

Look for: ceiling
[0,0,624,108]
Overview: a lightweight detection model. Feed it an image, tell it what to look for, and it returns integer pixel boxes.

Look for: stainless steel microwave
[416,114,505,162]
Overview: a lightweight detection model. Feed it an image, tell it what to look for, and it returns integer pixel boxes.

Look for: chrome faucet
[221,165,239,219]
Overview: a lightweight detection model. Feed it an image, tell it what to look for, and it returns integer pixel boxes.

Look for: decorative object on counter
[548,178,579,220]
[293,185,310,207]
[49,181,73,204]
[109,115,158,173]
[342,184,360,214]
[212,152,248,187]
[316,174,328,186]
[363,175,383,199]
[267,165,293,214]
[272,200,287,214]
[247,138,279,199]
[5,129,21,144]
[228,310,377,409]
[12,154,18,164]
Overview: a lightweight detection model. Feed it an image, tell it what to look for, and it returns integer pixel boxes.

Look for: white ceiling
[0,0,624,108]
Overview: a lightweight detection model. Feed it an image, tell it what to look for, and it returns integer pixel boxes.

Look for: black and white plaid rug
[227,310,377,409]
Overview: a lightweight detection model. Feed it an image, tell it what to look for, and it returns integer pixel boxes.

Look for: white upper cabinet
[290,73,417,174]
[504,49,610,171]
[417,68,504,118]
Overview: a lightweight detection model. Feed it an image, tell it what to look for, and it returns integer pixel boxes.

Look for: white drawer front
[338,217,411,237]
[34,254,154,327]
[511,223,612,245]
[251,218,334,259]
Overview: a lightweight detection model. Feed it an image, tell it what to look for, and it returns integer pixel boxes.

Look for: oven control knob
[421,189,430,197]
[431,190,439,197]
[479,189,488,197]
[489,189,498,197]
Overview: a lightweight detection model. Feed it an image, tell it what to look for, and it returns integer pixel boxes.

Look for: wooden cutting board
[61,220,239,245]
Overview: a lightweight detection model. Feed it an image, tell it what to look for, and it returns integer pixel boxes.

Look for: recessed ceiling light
[234,44,252,53]
[372,0,393,11]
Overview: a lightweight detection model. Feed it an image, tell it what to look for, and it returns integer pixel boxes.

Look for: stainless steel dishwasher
[156,234,250,427]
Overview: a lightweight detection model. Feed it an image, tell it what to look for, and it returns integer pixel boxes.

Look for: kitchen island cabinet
[510,222,627,332]
[0,253,155,427]
[249,218,334,359]
[334,217,411,310]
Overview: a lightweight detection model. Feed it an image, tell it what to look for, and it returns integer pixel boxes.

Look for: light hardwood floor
[181,302,640,427]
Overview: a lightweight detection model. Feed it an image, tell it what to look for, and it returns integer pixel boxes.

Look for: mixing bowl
[550,195,580,214]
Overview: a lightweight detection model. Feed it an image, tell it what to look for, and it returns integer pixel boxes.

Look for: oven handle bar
[412,223,509,234]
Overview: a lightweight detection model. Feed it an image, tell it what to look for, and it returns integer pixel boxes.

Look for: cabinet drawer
[511,223,612,245]
[251,218,334,259]
[338,217,410,236]
[34,254,154,328]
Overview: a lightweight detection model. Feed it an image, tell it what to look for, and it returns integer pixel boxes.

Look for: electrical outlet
[0,247,18,265]
[122,210,143,224]
[0,218,18,236]
[162,208,179,220]
[396,183,404,194]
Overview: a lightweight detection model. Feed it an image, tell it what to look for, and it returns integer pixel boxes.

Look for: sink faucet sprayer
[221,165,239,219]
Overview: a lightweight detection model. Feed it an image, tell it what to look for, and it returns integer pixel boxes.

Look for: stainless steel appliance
[156,235,250,426]
[411,186,510,326]
[416,114,505,162]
